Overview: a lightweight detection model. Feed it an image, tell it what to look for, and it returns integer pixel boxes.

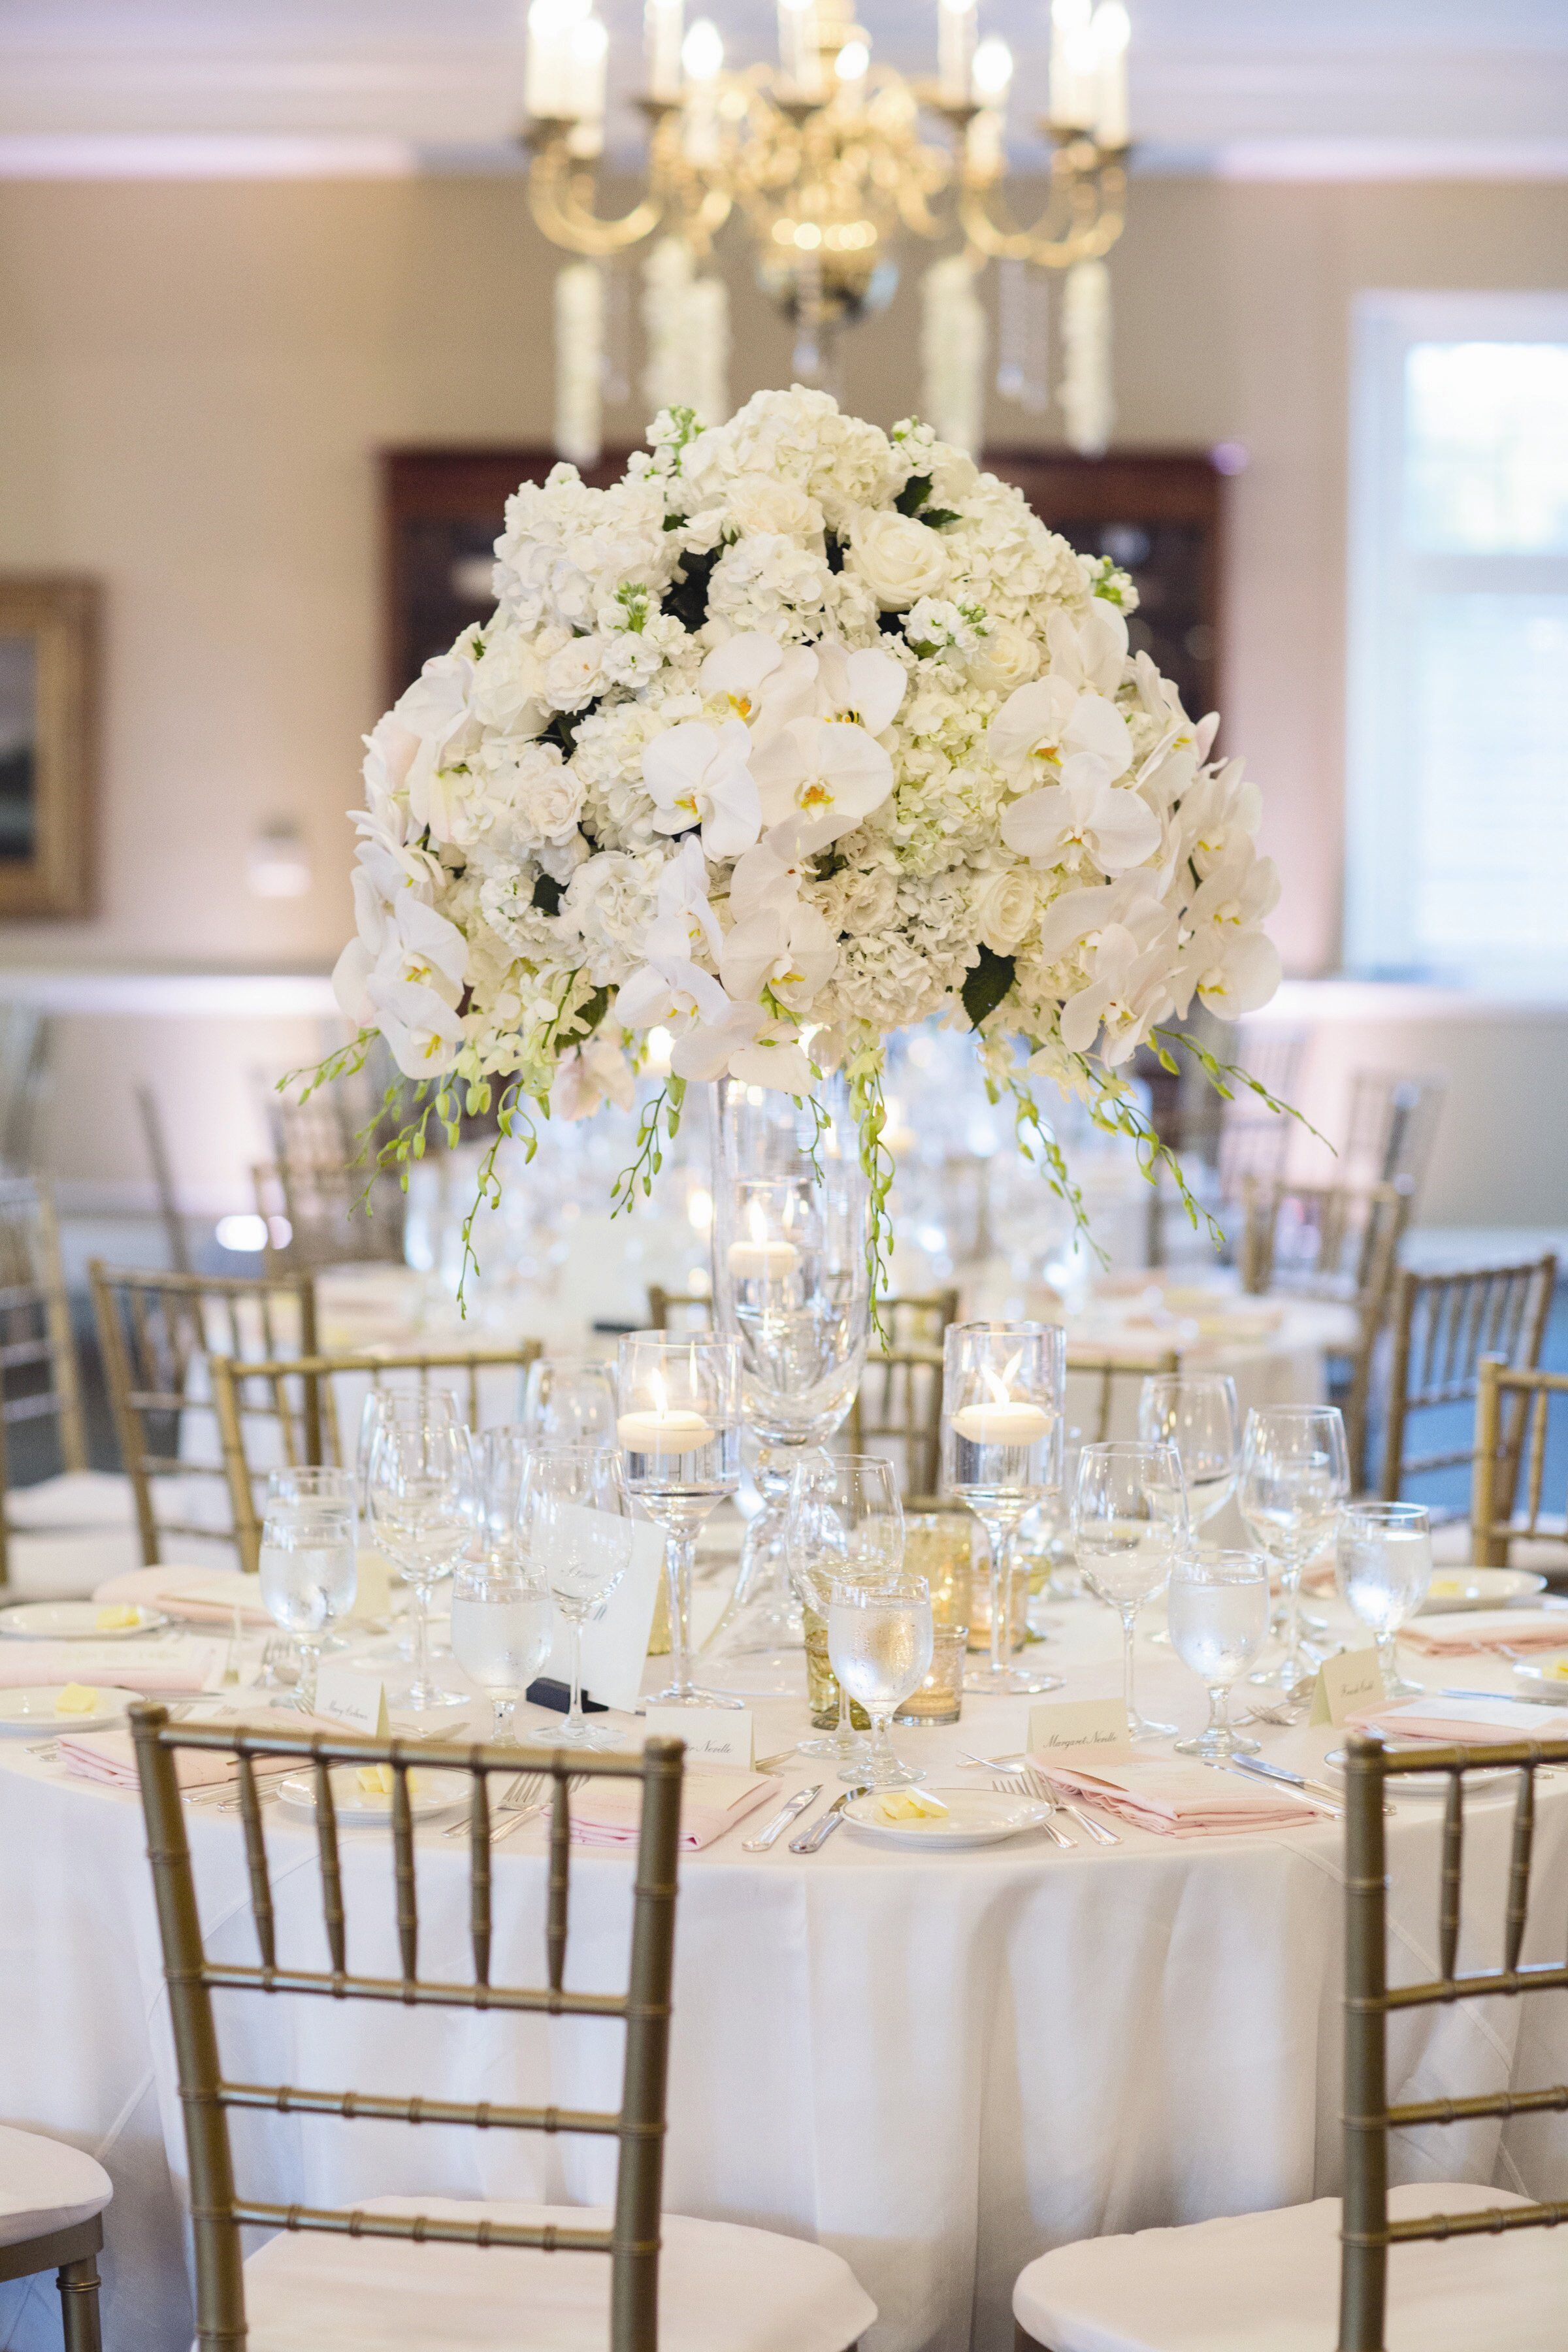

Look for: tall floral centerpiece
[327,386,1284,1305]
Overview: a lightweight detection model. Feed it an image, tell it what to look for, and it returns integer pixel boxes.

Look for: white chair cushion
[6,1471,139,1531]
[1013,2182,1559,2352]
[232,2198,875,2352]
[3,1527,145,1601]
[0,2123,112,2249]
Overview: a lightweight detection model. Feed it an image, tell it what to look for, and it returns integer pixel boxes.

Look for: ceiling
[0,0,1564,178]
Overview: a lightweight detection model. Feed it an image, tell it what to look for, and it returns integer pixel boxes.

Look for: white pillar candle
[938,0,976,105]
[1093,1,1130,146]
[645,0,685,99]
[1049,0,1094,131]
[951,1400,1052,1446]
[725,1237,801,1279]
[617,1408,715,1454]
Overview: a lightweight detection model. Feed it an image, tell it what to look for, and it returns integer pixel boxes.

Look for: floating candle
[616,1408,714,1455]
[951,1400,1052,1446]
[725,1237,800,1279]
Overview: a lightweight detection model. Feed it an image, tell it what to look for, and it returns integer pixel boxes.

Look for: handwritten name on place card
[1309,1647,1382,1728]
[314,1665,389,1737]
[643,1705,753,1768]
[1028,1697,1132,1762]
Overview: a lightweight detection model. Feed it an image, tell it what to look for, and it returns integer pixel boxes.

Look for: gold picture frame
[0,577,98,919]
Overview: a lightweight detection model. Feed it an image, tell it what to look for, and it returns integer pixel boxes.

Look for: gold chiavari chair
[1064,1348,1182,1446]
[0,2121,110,2350]
[1341,1068,1447,1203]
[210,1342,543,1572]
[127,1708,875,2352]
[646,1284,713,1333]
[1472,1360,1568,1574]
[1013,1730,1568,2351]
[254,1153,405,1275]
[1239,1177,1413,1490]
[0,1175,103,1590]
[89,1264,319,1569]
[848,1345,945,1499]
[1378,1255,1557,1506]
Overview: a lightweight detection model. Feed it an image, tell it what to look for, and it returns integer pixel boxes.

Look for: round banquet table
[3,1593,1566,2352]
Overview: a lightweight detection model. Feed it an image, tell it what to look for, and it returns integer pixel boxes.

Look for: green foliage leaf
[962,948,1017,1030]
[894,474,932,515]
[531,872,564,916]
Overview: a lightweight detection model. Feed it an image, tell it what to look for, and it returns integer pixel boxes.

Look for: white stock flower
[1002,769,1162,877]
[470,632,551,736]
[815,862,898,938]
[544,635,608,712]
[558,851,661,985]
[849,510,951,610]
[751,717,893,849]
[988,675,1132,791]
[642,718,762,861]
[723,474,823,537]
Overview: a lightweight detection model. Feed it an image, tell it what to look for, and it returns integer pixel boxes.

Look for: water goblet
[617,1331,742,1709]
[449,1557,553,1742]
[257,1465,357,1714]
[523,1357,618,1446]
[1168,1549,1271,1757]
[1335,1500,1433,1699]
[1074,1440,1188,1740]
[523,1441,634,1748]
[787,1452,904,1767]
[1137,1373,1241,1529]
[941,1320,1065,1695]
[1239,1405,1350,1699]
[826,1573,934,1789]
[365,1392,476,1711]
[476,1426,532,1552]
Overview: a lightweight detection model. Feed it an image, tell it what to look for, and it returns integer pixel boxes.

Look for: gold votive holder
[894,1623,967,1725]
[803,1603,870,1730]
[964,1542,1030,1654]
[902,1509,974,1632]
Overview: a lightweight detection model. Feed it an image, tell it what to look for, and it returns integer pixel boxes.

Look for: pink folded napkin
[92,1565,271,1629]
[1030,1752,1333,1838]
[566,1767,774,1852]
[0,1639,227,1695]
[1400,1610,1568,1658]
[1345,1695,1566,1746]
[59,1706,335,1791]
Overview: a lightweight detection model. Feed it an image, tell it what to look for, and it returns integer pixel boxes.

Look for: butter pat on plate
[54,1683,101,1716]
[874,1788,949,1827]
[94,1606,142,1632]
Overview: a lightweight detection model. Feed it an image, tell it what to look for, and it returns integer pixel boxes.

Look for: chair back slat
[238,1756,276,1971]
[1438,1773,1463,1982]
[1505,1771,1535,1975]
[128,1706,685,2352]
[0,1175,91,1585]
[1471,1360,1568,1569]
[1380,1254,1556,1501]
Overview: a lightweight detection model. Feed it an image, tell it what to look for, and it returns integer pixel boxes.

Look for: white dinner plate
[0,1601,169,1641]
[1417,1568,1547,1613]
[841,1790,1058,1849]
[276,1765,471,1824]
[1511,1656,1568,1705]
[1322,1747,1517,1797]
[0,1684,134,1736]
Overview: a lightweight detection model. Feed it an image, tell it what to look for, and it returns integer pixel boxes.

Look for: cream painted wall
[0,171,1564,1209]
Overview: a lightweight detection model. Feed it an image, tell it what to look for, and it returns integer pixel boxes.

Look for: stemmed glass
[449,1559,553,1741]
[522,1442,634,1748]
[523,1358,618,1446]
[1137,1374,1241,1529]
[365,1393,476,1711]
[617,1331,742,1708]
[1074,1440,1188,1741]
[787,1452,904,1771]
[1239,1405,1350,1699]
[826,1573,934,1790]
[257,1465,357,1713]
[1167,1550,1271,1757]
[941,1320,1065,1695]
[1336,1500,1433,1699]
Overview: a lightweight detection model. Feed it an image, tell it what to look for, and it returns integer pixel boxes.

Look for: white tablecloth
[4,1590,1567,2352]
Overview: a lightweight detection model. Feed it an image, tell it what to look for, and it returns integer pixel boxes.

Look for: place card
[348,1548,394,1623]
[314,1664,389,1737]
[1028,1697,1133,1763]
[538,1509,665,1713]
[644,1705,754,1768]
[1309,1646,1382,1728]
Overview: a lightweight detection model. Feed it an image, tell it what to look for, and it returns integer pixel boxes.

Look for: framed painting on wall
[0,578,98,919]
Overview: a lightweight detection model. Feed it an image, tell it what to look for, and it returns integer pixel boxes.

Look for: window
[1347,293,1568,987]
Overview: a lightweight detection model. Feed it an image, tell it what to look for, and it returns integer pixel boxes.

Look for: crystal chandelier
[522,0,1132,463]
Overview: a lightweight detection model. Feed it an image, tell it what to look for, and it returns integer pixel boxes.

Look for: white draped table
[3,1597,1566,2352]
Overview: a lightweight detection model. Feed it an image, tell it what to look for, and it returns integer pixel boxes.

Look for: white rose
[848,511,951,610]
[966,621,1039,694]
[725,474,823,538]
[544,635,608,711]
[972,865,1038,955]
[512,749,585,845]
[819,864,899,938]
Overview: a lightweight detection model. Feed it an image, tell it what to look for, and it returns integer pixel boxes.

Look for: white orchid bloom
[811,641,907,734]
[720,898,838,1012]
[616,953,734,1041]
[395,649,484,840]
[1035,872,1171,968]
[334,891,467,1031]
[1045,601,1128,698]
[751,717,893,850]
[723,1024,817,1096]
[642,834,724,966]
[1002,764,1162,877]
[1178,759,1265,879]
[1176,925,1282,1022]
[363,975,466,1079]
[642,718,762,862]
[988,674,1133,792]
[727,821,816,921]
[1058,923,1177,1066]
[700,634,815,738]
[551,1036,636,1122]
[1184,849,1281,936]
[668,999,770,1083]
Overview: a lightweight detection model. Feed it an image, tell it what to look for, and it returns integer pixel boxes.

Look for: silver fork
[993,1774,1075,1849]
[443,1771,547,1840]
[1020,1761,1120,1846]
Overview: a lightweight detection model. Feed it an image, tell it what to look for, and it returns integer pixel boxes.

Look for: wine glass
[1137,1374,1241,1529]
[1336,1500,1433,1699]
[365,1393,476,1711]
[449,1558,553,1742]
[941,1320,1066,1695]
[476,1426,532,1551]
[522,1441,634,1748]
[787,1452,904,1771]
[523,1358,618,1446]
[1074,1441,1188,1741]
[617,1331,741,1709]
[257,1465,357,1713]
[1167,1549,1271,1758]
[1239,1405,1350,1700]
[826,1573,934,1790]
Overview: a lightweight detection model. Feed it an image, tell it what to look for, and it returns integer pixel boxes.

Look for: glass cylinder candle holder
[617,1330,742,1708]
[894,1624,967,1725]
[941,1319,1066,1695]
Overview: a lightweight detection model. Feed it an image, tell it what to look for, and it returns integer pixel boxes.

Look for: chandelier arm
[957,161,1126,268]
[526,139,666,258]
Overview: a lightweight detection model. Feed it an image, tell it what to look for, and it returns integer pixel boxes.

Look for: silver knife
[743,1784,821,1851]
[1228,1753,1348,1807]
[790,1791,859,1853]
[1204,1759,1342,1817]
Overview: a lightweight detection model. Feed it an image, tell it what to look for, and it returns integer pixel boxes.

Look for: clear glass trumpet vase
[702,1074,870,1690]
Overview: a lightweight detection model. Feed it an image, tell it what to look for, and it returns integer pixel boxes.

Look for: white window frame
[1345,289,1568,986]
